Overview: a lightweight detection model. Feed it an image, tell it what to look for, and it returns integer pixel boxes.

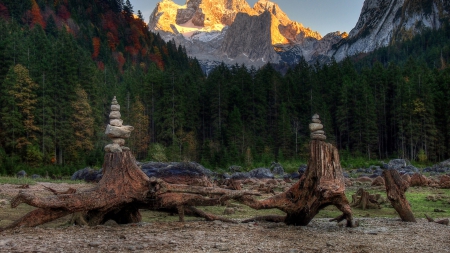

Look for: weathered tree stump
[382,169,416,222]
[351,188,381,210]
[1,151,260,231]
[238,139,355,227]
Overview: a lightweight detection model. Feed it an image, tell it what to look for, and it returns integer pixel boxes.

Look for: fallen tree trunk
[2,151,259,231]
[382,169,416,222]
[238,140,355,227]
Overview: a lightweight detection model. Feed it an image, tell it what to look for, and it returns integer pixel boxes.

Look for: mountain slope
[148,0,329,68]
[330,0,450,61]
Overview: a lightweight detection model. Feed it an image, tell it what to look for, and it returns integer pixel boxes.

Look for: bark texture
[2,151,259,231]
[239,140,355,227]
[383,169,416,222]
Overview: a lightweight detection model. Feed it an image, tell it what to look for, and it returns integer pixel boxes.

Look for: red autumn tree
[31,0,46,28]
[92,37,101,59]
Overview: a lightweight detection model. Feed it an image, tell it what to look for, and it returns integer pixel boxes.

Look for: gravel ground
[0,183,450,253]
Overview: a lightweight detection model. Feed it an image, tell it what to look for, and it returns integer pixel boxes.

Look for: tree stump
[238,139,355,227]
[351,188,381,209]
[382,169,416,222]
[2,151,260,231]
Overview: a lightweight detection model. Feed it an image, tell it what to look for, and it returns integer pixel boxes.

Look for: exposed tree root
[236,140,356,227]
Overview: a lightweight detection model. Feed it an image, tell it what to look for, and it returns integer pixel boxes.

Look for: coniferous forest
[1,0,450,176]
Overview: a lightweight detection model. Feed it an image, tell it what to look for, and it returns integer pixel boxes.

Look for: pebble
[88,242,101,247]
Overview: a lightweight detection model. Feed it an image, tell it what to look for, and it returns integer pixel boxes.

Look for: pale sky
[131,0,365,36]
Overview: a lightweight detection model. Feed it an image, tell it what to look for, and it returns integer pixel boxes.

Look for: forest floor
[0,182,449,253]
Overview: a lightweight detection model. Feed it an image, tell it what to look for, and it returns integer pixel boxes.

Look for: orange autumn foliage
[92,37,101,59]
[31,0,46,28]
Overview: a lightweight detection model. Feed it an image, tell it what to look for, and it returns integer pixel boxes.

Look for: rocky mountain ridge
[149,0,450,70]
[329,0,450,61]
[149,0,337,70]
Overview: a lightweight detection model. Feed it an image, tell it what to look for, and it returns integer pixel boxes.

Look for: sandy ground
[0,183,449,253]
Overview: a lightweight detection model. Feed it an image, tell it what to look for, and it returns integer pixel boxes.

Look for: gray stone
[105,143,122,153]
[110,119,123,127]
[312,119,321,123]
[122,147,130,151]
[312,114,320,119]
[248,168,274,179]
[311,133,326,140]
[388,159,407,170]
[105,125,133,138]
[16,170,27,178]
[112,138,125,146]
[309,123,323,132]
[88,242,101,247]
[270,162,284,175]
[311,130,325,135]
[228,165,242,173]
[109,110,121,119]
[111,104,120,111]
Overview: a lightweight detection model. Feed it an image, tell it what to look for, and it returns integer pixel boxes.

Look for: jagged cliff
[220,11,279,62]
[330,0,450,61]
[148,0,325,68]
[149,0,450,69]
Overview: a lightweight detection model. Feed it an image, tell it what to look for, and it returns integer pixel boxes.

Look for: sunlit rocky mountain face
[149,0,450,71]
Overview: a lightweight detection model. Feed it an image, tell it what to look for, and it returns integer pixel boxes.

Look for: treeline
[1,0,450,176]
[0,0,199,175]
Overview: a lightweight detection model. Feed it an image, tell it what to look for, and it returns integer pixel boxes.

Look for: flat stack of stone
[309,114,326,141]
[104,96,134,153]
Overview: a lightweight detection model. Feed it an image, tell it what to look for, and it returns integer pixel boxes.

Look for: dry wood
[43,185,77,195]
[1,151,259,231]
[383,169,416,222]
[425,214,449,225]
[237,140,356,227]
[351,188,381,209]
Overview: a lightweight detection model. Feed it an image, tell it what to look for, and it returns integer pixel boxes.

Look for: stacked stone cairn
[309,114,326,141]
[104,96,134,153]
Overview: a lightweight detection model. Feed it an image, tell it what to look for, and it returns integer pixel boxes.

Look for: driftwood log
[382,169,416,222]
[1,151,259,231]
[425,214,449,225]
[238,140,356,227]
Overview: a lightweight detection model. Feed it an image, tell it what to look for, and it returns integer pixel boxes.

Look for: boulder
[388,159,407,170]
[403,165,419,173]
[270,162,284,175]
[284,172,300,180]
[298,164,307,174]
[248,168,274,179]
[228,165,242,173]
[71,167,102,182]
[371,176,385,186]
[141,162,213,187]
[16,170,27,178]
[31,174,40,179]
[231,172,251,180]
[410,173,429,187]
